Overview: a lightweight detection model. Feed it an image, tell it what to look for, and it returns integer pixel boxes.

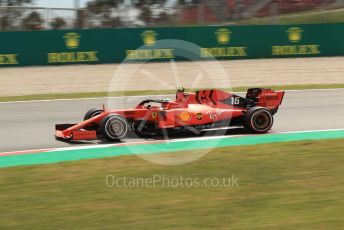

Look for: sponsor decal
[151,111,158,119]
[263,95,279,100]
[196,113,203,121]
[126,30,175,60]
[206,109,223,120]
[287,27,303,43]
[142,30,158,46]
[0,54,18,65]
[64,32,81,49]
[215,28,231,44]
[178,111,191,122]
[48,32,99,64]
[201,28,248,58]
[126,49,174,60]
[196,90,217,106]
[124,111,136,116]
[272,27,321,56]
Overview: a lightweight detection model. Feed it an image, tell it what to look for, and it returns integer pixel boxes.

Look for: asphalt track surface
[1,89,344,153]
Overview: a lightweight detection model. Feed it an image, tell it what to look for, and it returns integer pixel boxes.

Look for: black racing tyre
[99,115,128,142]
[244,107,274,133]
[84,108,104,121]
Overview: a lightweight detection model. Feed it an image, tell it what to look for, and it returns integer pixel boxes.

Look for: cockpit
[135,99,180,110]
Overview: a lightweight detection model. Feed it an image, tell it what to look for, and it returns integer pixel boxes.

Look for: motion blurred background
[0,0,343,31]
[1,2,344,229]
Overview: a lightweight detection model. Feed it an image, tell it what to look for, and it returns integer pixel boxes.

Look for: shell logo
[178,111,191,122]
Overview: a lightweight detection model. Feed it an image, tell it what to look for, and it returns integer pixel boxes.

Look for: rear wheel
[99,115,128,142]
[84,108,104,121]
[245,107,273,133]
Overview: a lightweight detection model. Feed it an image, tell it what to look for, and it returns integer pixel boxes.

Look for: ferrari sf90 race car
[55,88,285,142]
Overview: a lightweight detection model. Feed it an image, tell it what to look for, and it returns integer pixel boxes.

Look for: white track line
[1,88,344,104]
[1,128,344,156]
[276,128,344,134]
[0,149,52,156]
[0,95,171,104]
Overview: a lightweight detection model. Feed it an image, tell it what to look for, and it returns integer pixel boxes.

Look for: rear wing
[246,88,285,114]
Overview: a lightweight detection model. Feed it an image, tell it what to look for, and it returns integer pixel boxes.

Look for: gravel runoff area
[0,57,343,97]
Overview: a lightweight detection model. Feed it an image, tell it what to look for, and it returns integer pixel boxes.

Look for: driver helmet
[177,86,185,92]
[176,87,186,102]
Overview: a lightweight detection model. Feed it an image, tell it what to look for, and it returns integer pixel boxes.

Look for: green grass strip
[1,129,344,168]
[1,139,342,229]
[1,84,344,102]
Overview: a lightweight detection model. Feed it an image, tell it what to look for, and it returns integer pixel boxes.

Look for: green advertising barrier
[0,23,343,67]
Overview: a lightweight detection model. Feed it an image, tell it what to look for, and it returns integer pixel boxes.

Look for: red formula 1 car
[55,88,285,142]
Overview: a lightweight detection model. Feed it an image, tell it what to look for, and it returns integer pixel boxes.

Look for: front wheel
[84,108,104,121]
[244,107,273,133]
[99,115,128,142]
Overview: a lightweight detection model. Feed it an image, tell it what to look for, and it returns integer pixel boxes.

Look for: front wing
[55,124,97,141]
